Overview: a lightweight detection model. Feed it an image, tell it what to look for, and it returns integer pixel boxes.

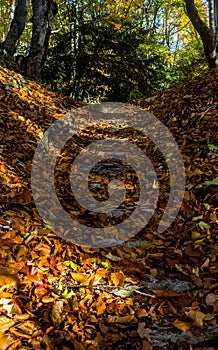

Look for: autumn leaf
[173,319,192,331]
[142,339,153,350]
[73,339,86,350]
[0,269,19,289]
[64,260,78,271]
[34,284,49,299]
[137,323,152,340]
[110,271,125,286]
[95,297,106,316]
[108,313,135,324]
[51,300,64,327]
[0,333,17,349]
[0,316,16,333]
[186,309,205,328]
[71,272,89,283]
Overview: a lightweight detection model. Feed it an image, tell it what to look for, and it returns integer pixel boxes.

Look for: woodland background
[0,0,218,102]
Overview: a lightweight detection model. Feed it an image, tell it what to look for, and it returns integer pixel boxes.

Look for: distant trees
[0,0,216,99]
[43,0,207,101]
[184,0,218,68]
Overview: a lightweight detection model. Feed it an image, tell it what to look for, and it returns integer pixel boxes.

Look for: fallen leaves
[0,65,217,349]
[0,268,19,290]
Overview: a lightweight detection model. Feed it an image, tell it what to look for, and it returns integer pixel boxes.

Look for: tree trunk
[26,0,58,81]
[184,0,218,68]
[8,0,16,30]
[2,0,27,56]
[215,0,218,30]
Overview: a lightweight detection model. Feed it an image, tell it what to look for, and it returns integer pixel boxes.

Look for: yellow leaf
[0,333,15,349]
[0,292,13,298]
[114,23,122,29]
[105,253,121,261]
[186,309,205,328]
[173,319,192,331]
[110,271,125,286]
[191,231,202,240]
[71,272,88,283]
[0,316,16,333]
[0,272,19,289]
[137,309,148,318]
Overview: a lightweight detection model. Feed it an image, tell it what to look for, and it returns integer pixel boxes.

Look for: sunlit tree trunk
[68,0,83,98]
[0,1,3,41]
[2,0,27,56]
[184,0,218,68]
[214,0,218,38]
[9,0,16,29]
[26,0,58,80]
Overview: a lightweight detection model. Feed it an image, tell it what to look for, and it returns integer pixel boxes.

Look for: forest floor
[0,65,217,350]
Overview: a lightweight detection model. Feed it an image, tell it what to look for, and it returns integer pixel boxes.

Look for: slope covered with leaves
[0,65,217,350]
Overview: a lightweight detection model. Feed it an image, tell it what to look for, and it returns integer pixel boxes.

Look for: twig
[62,283,155,298]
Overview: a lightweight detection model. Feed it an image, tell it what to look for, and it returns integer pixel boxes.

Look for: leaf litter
[0,66,217,349]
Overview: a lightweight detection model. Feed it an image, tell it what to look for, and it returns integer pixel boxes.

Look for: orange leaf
[0,272,19,289]
[110,271,125,286]
[0,333,16,348]
[142,339,153,350]
[95,297,106,316]
[173,319,192,331]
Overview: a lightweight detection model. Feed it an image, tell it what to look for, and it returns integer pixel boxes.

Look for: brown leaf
[137,323,152,340]
[186,309,205,328]
[142,339,153,350]
[73,339,86,350]
[108,313,135,323]
[153,290,180,297]
[51,300,64,327]
[205,293,217,306]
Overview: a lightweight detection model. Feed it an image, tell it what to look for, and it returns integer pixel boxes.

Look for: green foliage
[43,16,159,101]
[42,0,208,102]
[172,39,207,80]
[0,0,206,101]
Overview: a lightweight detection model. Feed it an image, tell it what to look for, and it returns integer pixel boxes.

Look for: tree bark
[184,0,218,68]
[214,0,218,30]
[26,0,58,81]
[2,0,27,56]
